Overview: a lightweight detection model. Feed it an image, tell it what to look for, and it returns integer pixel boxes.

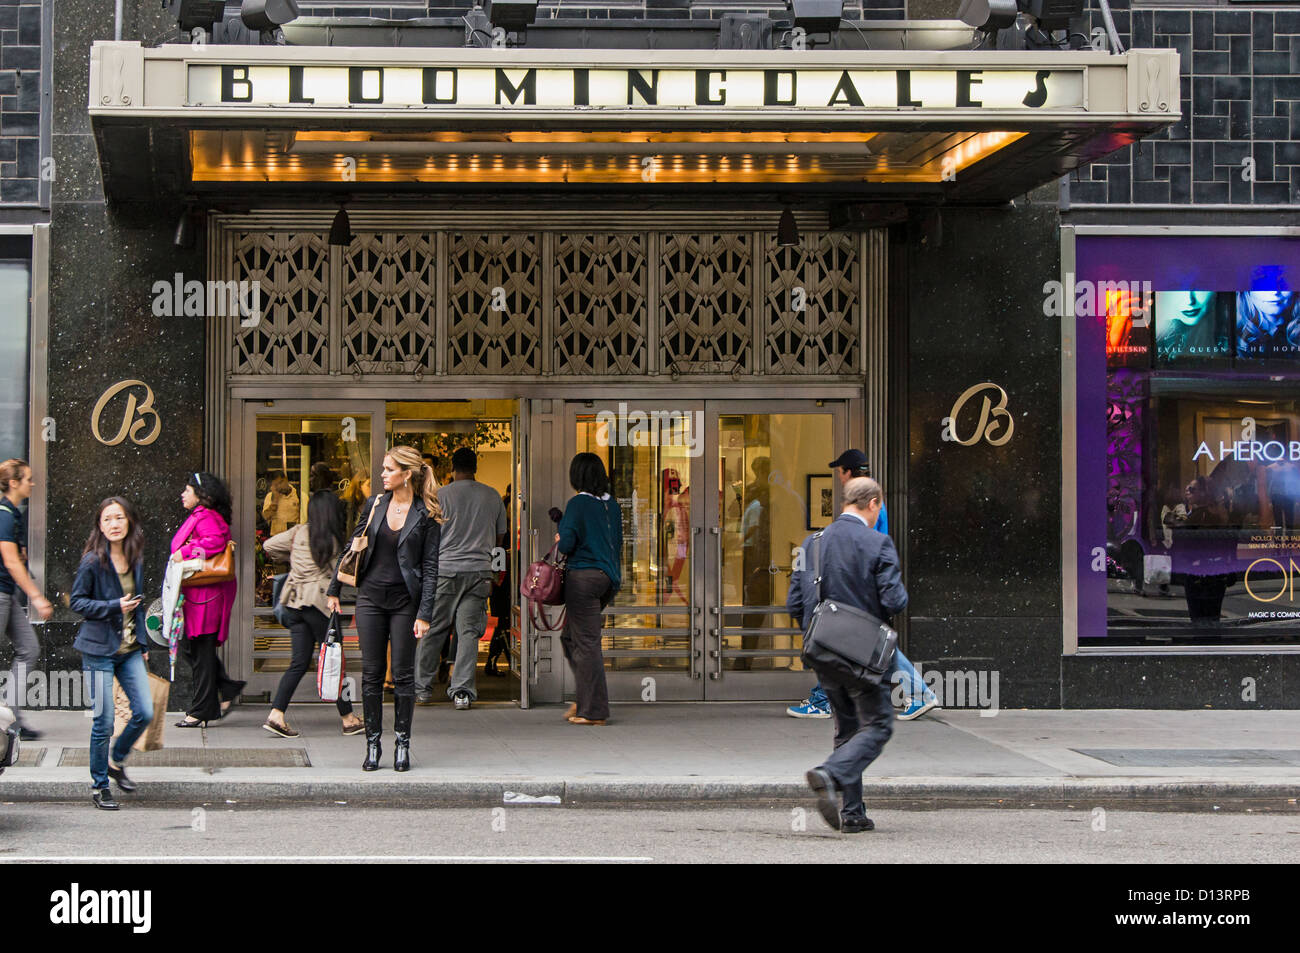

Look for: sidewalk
[4,703,1299,807]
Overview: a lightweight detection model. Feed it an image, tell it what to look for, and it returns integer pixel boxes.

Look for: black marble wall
[41,0,206,705]
[904,198,1065,708]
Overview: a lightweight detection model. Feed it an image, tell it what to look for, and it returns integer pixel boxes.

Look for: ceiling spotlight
[786,0,845,36]
[959,0,1085,43]
[174,206,195,249]
[956,0,1019,33]
[165,0,227,34]
[485,0,537,32]
[329,208,354,247]
[1022,0,1085,31]
[240,0,300,31]
[777,208,799,247]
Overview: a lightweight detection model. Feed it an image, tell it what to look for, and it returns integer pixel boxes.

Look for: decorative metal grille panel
[763,232,861,375]
[553,233,648,376]
[342,233,437,375]
[220,226,875,380]
[230,232,330,375]
[447,233,543,375]
[659,234,753,375]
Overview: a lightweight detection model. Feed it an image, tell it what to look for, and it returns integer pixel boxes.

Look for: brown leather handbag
[181,540,236,588]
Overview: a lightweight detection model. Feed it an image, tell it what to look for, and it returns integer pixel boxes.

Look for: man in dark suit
[804,476,908,833]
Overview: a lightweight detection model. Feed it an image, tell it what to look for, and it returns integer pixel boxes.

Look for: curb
[3,776,1298,808]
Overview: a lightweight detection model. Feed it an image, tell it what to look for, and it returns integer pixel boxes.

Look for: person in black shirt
[0,459,51,740]
[328,446,442,772]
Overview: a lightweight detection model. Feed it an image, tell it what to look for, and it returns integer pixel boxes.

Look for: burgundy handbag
[521,542,567,631]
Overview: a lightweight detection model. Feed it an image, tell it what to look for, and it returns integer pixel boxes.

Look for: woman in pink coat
[173,472,244,727]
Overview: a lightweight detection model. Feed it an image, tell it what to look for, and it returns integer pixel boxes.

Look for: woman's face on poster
[1245,290,1293,318]
[1166,290,1213,324]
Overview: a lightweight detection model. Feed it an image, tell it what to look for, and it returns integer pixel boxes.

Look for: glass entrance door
[565,399,845,701]
[233,401,385,696]
[705,403,841,699]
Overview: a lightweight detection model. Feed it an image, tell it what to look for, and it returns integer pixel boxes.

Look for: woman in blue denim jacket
[70,497,152,811]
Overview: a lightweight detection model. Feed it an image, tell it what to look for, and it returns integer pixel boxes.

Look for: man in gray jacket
[414,448,506,710]
[804,477,908,833]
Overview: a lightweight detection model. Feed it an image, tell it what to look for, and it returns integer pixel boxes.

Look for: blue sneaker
[897,694,940,721]
[787,699,832,719]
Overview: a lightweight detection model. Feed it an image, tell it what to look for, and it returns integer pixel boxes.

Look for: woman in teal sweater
[556,453,622,725]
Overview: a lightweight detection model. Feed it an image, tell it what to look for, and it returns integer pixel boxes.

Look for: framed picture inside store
[807,475,834,531]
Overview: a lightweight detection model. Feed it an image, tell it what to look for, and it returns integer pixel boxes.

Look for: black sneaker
[92,788,119,811]
[107,764,137,793]
[841,816,876,834]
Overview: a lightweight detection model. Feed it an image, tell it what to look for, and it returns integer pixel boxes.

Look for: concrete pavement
[3,703,1299,807]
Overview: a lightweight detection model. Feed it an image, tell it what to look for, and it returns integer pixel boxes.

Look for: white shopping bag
[316,611,346,702]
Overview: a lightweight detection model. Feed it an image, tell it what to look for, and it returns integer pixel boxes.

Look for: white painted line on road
[1,855,654,863]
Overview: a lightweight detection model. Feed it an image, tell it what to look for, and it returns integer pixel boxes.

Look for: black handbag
[800,532,898,685]
[271,573,290,627]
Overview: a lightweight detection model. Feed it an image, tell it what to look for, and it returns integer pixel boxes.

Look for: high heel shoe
[362,738,382,771]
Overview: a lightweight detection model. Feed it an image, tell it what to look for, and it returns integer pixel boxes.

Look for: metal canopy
[89,41,1180,208]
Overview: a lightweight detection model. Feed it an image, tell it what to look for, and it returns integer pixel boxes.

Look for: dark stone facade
[13,0,1294,713]
[903,198,1068,708]
[1075,1,1300,206]
[0,0,43,206]
[39,0,206,702]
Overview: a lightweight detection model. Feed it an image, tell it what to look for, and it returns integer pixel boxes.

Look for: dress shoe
[175,717,207,728]
[841,816,875,834]
[92,788,120,811]
[107,764,137,793]
[804,767,842,831]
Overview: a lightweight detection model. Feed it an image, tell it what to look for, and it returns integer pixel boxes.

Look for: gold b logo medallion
[91,379,162,447]
[942,382,1015,447]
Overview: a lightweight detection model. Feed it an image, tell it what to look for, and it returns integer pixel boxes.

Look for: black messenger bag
[800,532,898,685]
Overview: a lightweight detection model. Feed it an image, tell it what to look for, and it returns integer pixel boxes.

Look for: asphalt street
[2,804,1297,863]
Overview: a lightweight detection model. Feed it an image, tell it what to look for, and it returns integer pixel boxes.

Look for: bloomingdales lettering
[187,65,1081,112]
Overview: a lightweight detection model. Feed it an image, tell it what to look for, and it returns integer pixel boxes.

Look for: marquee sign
[186,64,1085,112]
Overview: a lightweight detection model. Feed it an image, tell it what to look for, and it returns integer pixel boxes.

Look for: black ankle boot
[361,689,383,772]
[393,694,413,772]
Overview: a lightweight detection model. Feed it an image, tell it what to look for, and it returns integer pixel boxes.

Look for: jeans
[271,605,354,716]
[816,673,895,822]
[83,649,153,790]
[809,649,933,709]
[562,569,612,722]
[0,591,40,723]
[413,570,492,701]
